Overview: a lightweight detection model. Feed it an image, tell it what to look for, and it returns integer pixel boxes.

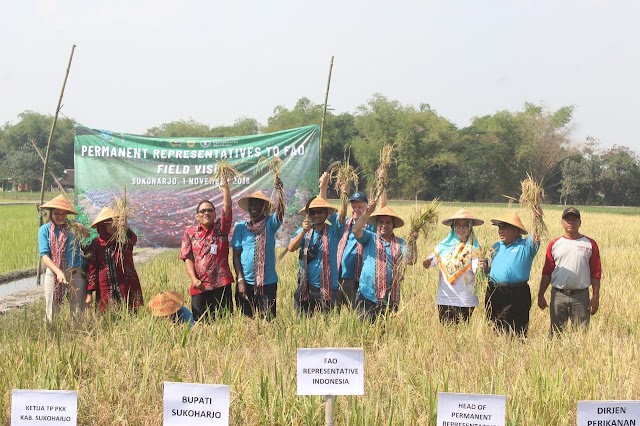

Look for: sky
[1,0,638,151]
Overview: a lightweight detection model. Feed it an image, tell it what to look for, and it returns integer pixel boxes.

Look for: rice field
[0,204,41,274]
[1,203,639,425]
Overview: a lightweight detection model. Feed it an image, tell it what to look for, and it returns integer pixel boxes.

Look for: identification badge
[210,244,218,255]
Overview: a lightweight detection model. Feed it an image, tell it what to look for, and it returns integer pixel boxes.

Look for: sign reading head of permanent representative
[73,124,320,248]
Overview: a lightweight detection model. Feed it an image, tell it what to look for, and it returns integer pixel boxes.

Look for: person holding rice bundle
[232,176,285,320]
[85,207,144,313]
[423,209,484,324]
[38,194,90,322]
[352,199,417,322]
[180,181,234,322]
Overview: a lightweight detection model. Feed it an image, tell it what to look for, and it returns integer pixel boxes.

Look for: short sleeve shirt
[231,214,281,286]
[180,211,233,296]
[489,234,540,284]
[541,235,602,290]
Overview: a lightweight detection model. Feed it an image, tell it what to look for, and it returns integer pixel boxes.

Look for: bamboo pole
[30,140,67,195]
[36,44,77,286]
[319,56,334,177]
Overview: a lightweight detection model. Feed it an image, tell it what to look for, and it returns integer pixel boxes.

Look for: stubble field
[0,202,638,425]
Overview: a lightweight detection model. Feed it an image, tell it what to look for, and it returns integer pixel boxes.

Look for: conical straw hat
[148,291,184,317]
[442,208,484,227]
[40,194,78,215]
[367,206,405,228]
[91,207,117,228]
[490,212,527,234]
[298,197,338,215]
[238,191,272,212]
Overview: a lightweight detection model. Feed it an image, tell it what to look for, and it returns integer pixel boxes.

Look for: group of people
[38,175,602,335]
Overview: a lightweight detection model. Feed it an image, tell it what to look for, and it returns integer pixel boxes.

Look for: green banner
[74,125,320,247]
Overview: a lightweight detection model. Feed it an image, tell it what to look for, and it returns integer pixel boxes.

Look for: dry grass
[370,144,395,202]
[257,156,285,210]
[211,161,242,186]
[408,199,440,243]
[519,175,547,244]
[330,157,359,205]
[1,204,639,425]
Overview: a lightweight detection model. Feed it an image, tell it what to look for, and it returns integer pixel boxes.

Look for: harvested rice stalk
[519,174,547,244]
[257,156,285,209]
[371,144,395,202]
[331,158,359,205]
[211,160,242,186]
[408,199,439,243]
[112,188,134,266]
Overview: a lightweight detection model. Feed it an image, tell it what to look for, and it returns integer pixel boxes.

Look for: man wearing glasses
[180,181,233,322]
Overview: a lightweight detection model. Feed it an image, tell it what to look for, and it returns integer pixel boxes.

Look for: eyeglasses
[454,223,470,228]
[198,208,214,214]
[308,209,325,216]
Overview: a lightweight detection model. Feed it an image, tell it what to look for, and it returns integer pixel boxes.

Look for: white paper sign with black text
[163,382,229,426]
[11,389,77,425]
[577,400,640,426]
[297,348,364,395]
[437,392,505,426]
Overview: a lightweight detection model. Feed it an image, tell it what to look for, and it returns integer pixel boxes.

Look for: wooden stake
[325,395,335,426]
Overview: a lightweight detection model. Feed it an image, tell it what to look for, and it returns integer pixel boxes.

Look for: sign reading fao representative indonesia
[163,382,229,426]
[577,400,640,426]
[11,389,77,425]
[297,348,364,395]
[437,392,505,426]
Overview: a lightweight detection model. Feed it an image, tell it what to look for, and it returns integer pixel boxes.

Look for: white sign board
[11,389,77,425]
[163,382,229,426]
[437,392,505,426]
[577,400,640,426]
[297,348,364,396]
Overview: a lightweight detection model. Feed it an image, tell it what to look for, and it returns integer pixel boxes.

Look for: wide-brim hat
[442,208,484,227]
[298,197,338,215]
[91,207,118,228]
[40,194,78,215]
[490,212,527,234]
[238,191,273,213]
[367,206,405,228]
[148,291,184,317]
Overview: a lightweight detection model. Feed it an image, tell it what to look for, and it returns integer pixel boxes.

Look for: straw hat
[367,206,405,228]
[298,197,338,215]
[490,212,527,234]
[238,191,272,212]
[148,291,184,317]
[91,207,117,228]
[442,209,484,227]
[40,194,78,215]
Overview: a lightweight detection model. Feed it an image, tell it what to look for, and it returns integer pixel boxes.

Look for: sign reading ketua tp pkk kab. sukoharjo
[437,392,505,426]
[11,389,77,425]
[163,382,229,426]
[297,348,364,396]
[577,400,640,426]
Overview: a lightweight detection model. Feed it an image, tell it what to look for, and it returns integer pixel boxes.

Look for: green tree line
[1,96,639,205]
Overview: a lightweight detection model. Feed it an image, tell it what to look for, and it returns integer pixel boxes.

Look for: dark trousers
[191,285,233,322]
[294,286,334,315]
[355,293,397,323]
[438,305,474,324]
[235,283,277,320]
[485,283,531,337]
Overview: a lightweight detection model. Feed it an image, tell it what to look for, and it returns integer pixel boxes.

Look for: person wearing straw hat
[423,209,484,324]
[319,172,375,310]
[481,211,541,336]
[352,199,417,322]
[232,177,285,320]
[180,180,234,322]
[148,291,195,327]
[38,194,90,322]
[288,193,343,314]
[85,207,144,313]
[537,208,602,335]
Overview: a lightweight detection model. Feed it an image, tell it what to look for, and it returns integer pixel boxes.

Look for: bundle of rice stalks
[211,160,242,186]
[257,156,285,208]
[519,174,547,244]
[112,188,134,265]
[408,199,439,243]
[371,144,395,202]
[330,158,359,204]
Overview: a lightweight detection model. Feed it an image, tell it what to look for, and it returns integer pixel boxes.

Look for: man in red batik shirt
[180,181,233,322]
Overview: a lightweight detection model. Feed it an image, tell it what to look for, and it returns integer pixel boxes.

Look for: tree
[600,145,640,206]
[145,119,212,137]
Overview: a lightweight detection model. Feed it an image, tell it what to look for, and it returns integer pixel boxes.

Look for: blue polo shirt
[38,222,85,268]
[293,212,342,290]
[231,214,281,286]
[339,219,376,279]
[489,234,540,284]
[356,229,407,304]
